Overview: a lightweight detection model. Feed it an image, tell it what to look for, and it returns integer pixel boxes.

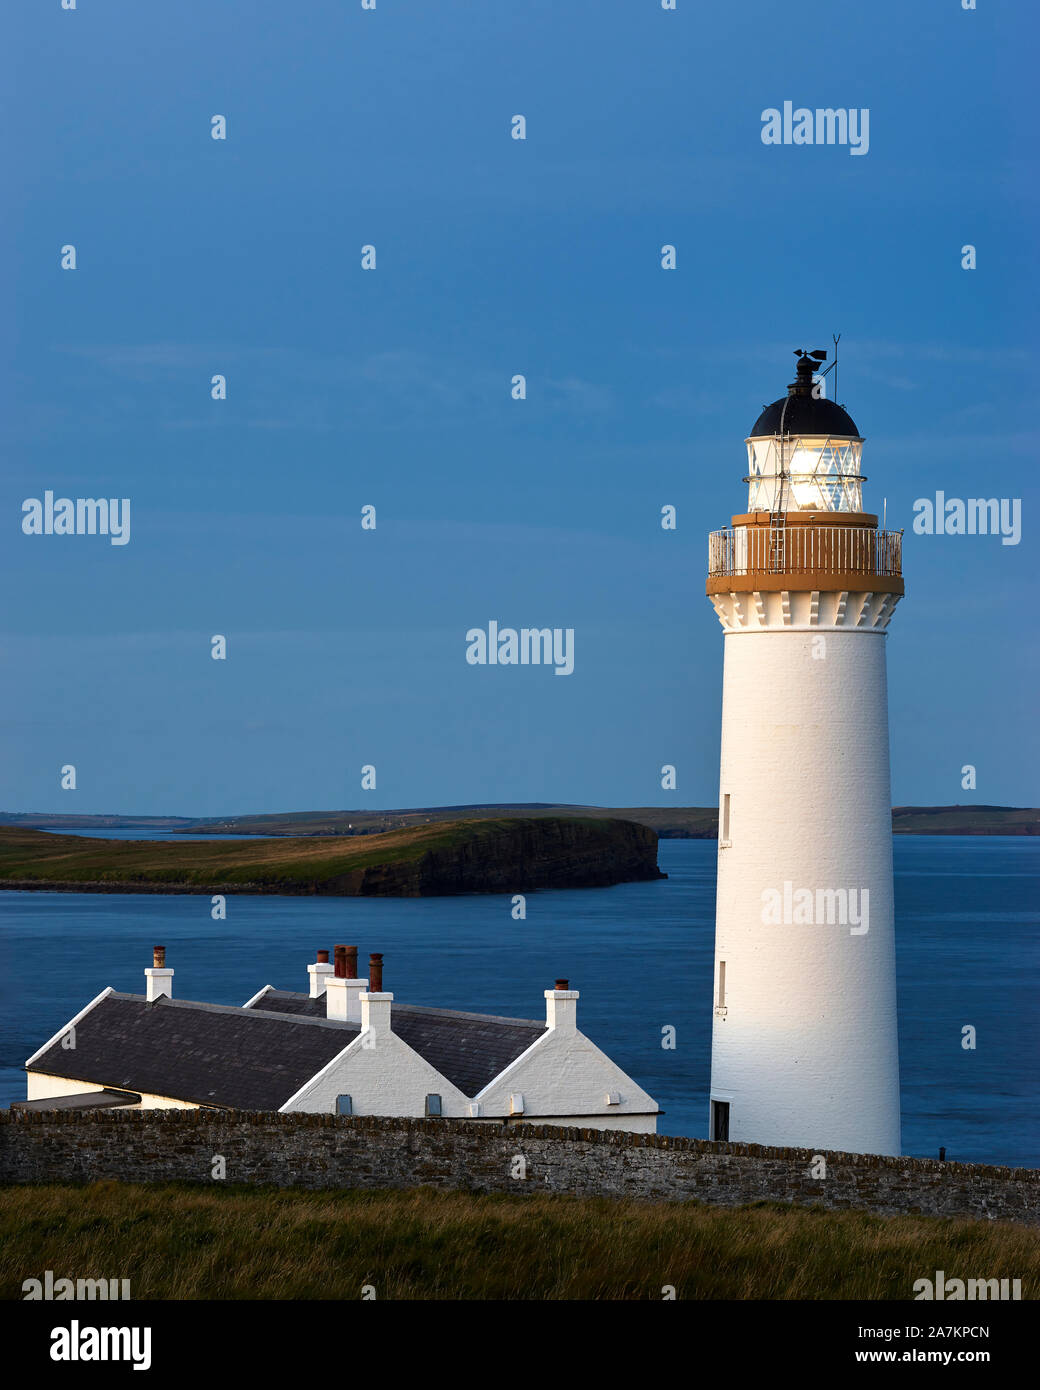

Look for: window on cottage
[336,1094,353,1115]
[721,794,731,845]
[425,1093,443,1118]
[717,961,726,1009]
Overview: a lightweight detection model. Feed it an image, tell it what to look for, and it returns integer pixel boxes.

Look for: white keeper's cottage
[18,945,660,1132]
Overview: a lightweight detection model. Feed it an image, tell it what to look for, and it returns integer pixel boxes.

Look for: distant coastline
[0,816,665,897]
[0,803,1035,838]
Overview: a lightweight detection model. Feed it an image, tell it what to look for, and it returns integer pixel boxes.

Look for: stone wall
[1,1110,1036,1225]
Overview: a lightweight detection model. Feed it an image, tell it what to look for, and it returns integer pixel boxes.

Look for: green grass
[187,804,724,838]
[187,803,1037,839]
[889,805,1039,834]
[0,816,646,895]
[0,822,436,891]
[3,804,1034,839]
[1,1182,1035,1300]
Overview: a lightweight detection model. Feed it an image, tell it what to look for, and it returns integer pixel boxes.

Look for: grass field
[2,804,1035,839]
[0,816,628,894]
[189,803,1038,839]
[1,1183,1035,1300]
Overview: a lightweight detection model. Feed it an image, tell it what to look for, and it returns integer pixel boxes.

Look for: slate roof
[27,993,358,1111]
[11,1088,141,1112]
[249,989,546,1095]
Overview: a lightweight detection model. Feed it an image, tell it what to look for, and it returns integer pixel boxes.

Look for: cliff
[335,816,664,895]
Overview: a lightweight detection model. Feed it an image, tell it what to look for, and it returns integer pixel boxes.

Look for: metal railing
[708,526,903,578]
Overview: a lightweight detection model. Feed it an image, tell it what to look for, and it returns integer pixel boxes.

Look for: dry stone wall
[1,1110,1035,1225]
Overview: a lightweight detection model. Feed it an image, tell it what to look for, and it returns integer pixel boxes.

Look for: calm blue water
[0,837,1035,1168]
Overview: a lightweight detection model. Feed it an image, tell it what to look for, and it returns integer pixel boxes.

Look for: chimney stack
[145,946,174,1002]
[368,953,383,992]
[308,949,334,999]
[360,987,392,1038]
[326,946,368,1023]
[545,980,578,1032]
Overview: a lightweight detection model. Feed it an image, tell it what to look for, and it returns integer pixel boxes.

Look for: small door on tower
[711,1100,730,1141]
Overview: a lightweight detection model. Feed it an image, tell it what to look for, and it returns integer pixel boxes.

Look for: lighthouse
[705,350,903,1156]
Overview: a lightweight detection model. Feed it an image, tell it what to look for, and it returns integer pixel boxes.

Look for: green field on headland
[206,802,1034,838]
[0,816,663,896]
[179,803,1040,838]
[0,1182,1034,1300]
[4,803,1033,838]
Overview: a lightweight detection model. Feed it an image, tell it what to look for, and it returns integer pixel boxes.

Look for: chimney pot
[344,946,358,979]
[153,946,166,968]
[316,949,329,963]
[334,945,347,978]
[555,978,569,991]
[368,953,383,992]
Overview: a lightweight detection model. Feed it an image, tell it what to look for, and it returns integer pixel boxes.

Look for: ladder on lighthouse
[769,430,788,572]
[768,512,787,571]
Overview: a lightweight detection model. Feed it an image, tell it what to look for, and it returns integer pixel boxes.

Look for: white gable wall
[475,1027,659,1133]
[280,1027,470,1116]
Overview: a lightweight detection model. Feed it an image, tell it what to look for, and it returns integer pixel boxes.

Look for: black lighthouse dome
[749,351,860,439]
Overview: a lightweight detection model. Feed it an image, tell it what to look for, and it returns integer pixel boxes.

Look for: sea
[0,835,1035,1168]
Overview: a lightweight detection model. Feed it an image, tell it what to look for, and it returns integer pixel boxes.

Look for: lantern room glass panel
[745,437,864,514]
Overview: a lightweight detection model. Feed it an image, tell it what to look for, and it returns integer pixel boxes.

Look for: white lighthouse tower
[706,350,904,1156]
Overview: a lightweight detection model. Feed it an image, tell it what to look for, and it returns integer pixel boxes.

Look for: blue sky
[3,0,1037,815]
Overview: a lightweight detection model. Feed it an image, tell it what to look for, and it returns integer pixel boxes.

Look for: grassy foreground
[1,1183,1035,1300]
